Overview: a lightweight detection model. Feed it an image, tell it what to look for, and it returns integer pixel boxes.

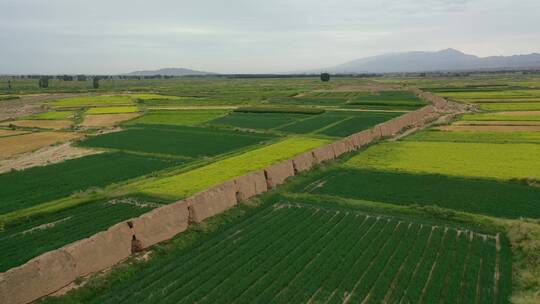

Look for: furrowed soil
[0,119,73,130]
[0,131,82,157]
[80,113,140,127]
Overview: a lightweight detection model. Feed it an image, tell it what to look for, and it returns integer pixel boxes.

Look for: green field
[136,137,327,199]
[57,203,508,304]
[0,197,158,272]
[405,130,540,144]
[210,112,310,130]
[48,95,135,107]
[479,102,540,111]
[461,113,540,121]
[0,152,178,214]
[126,109,229,126]
[268,96,349,106]
[86,106,139,114]
[318,111,402,137]
[26,111,76,120]
[79,125,275,157]
[292,168,540,218]
[348,91,427,109]
[278,113,346,134]
[345,140,540,181]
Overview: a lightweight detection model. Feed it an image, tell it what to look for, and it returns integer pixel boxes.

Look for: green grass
[292,168,540,218]
[86,106,139,114]
[0,197,158,272]
[405,130,540,144]
[210,112,310,130]
[278,113,347,134]
[43,203,508,303]
[126,109,229,126]
[479,102,540,111]
[48,95,135,107]
[79,125,276,158]
[268,97,349,105]
[135,136,328,199]
[0,152,179,214]
[25,111,76,120]
[318,111,402,137]
[234,106,325,115]
[345,141,540,180]
[0,95,19,101]
[348,91,427,109]
[461,113,540,121]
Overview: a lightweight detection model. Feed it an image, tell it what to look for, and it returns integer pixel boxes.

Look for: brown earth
[0,93,93,121]
[0,119,73,130]
[0,129,28,137]
[437,125,540,132]
[0,131,82,158]
[454,120,540,126]
[0,142,99,174]
[80,113,140,128]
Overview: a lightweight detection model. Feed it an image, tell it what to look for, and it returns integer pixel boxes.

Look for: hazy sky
[1,0,539,74]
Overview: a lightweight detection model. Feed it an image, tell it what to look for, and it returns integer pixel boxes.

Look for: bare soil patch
[0,129,28,137]
[0,132,82,158]
[454,120,540,126]
[0,93,93,121]
[0,119,73,130]
[436,125,540,132]
[80,113,140,128]
[0,142,99,173]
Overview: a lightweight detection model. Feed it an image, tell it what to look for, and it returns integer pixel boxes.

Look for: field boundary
[0,90,450,304]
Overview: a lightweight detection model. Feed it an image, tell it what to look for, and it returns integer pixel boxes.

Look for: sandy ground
[80,113,140,128]
[0,131,82,158]
[436,125,540,132]
[0,93,93,121]
[0,142,100,173]
[0,119,73,130]
[454,120,540,126]
[0,129,28,137]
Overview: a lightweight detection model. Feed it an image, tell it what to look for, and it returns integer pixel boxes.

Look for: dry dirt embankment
[0,90,453,304]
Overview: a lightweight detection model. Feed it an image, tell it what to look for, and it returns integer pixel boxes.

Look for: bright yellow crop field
[345,141,540,181]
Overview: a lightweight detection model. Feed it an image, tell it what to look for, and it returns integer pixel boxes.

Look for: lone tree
[93,77,100,89]
[320,72,330,82]
[38,76,49,88]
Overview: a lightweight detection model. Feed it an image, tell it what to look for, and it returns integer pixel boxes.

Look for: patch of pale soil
[0,132,83,158]
[454,120,540,126]
[436,125,540,132]
[80,113,140,127]
[0,93,93,121]
[0,142,99,173]
[0,129,28,137]
[0,119,73,130]
[19,217,72,236]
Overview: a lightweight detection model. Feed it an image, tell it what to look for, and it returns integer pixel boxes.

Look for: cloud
[0,0,538,74]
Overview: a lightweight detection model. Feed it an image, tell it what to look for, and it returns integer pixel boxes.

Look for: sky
[1,0,539,74]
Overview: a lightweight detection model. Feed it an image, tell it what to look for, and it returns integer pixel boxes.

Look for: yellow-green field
[26,111,76,120]
[135,136,329,198]
[345,141,540,180]
[48,95,135,107]
[86,106,139,114]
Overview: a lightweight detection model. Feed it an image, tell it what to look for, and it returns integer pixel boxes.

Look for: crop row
[74,203,508,303]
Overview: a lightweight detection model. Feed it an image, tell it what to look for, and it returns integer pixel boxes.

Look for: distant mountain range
[323,48,540,73]
[125,67,216,76]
